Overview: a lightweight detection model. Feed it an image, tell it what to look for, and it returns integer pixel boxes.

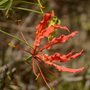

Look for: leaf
[5,0,13,15]
[0,29,31,46]
[0,0,9,10]
[0,0,8,5]
[25,56,32,61]
[37,0,44,13]
[0,0,13,15]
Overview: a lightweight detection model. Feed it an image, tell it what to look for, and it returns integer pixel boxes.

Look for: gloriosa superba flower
[17,12,84,89]
[32,12,84,74]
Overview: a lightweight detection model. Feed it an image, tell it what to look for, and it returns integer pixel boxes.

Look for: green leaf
[0,0,13,15]
[37,0,44,14]
[0,29,24,42]
[25,56,32,61]
[0,29,33,49]
[0,0,8,5]
[20,1,38,5]
[0,0,9,10]
[5,0,13,15]
[13,7,42,14]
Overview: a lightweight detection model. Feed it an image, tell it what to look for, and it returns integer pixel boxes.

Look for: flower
[32,12,84,73]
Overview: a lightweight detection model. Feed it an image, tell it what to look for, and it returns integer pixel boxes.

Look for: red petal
[53,63,84,73]
[42,53,70,62]
[66,50,74,57]
[71,50,84,59]
[42,60,84,73]
[54,25,69,31]
[37,49,83,63]
[34,25,69,49]
[36,12,53,35]
[37,25,69,43]
[39,31,78,51]
[33,12,53,50]
[33,26,55,49]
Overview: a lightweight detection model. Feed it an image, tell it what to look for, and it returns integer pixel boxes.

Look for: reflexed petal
[39,31,78,51]
[53,63,84,73]
[71,50,84,59]
[34,25,69,49]
[41,60,84,73]
[36,12,53,36]
[37,49,83,63]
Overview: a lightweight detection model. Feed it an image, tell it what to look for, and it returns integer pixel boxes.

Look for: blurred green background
[0,0,90,90]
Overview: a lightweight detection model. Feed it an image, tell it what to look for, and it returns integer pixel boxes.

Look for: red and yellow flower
[32,12,84,73]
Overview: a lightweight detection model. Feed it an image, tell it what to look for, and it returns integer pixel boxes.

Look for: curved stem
[20,1,39,6]
[20,31,33,49]
[32,58,38,77]
[37,0,44,14]
[36,61,52,90]
[13,7,42,14]
[0,29,33,49]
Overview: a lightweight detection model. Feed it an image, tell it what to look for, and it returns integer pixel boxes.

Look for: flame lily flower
[17,12,84,89]
[31,12,84,74]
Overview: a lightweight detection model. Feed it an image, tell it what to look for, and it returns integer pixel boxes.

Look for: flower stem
[13,7,42,14]
[37,0,44,14]
[0,29,33,49]
[36,61,52,90]
[20,1,38,6]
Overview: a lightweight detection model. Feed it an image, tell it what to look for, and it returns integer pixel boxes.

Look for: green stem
[36,61,52,90]
[37,0,44,14]
[5,0,13,16]
[20,1,38,5]
[13,7,42,14]
[0,29,33,49]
